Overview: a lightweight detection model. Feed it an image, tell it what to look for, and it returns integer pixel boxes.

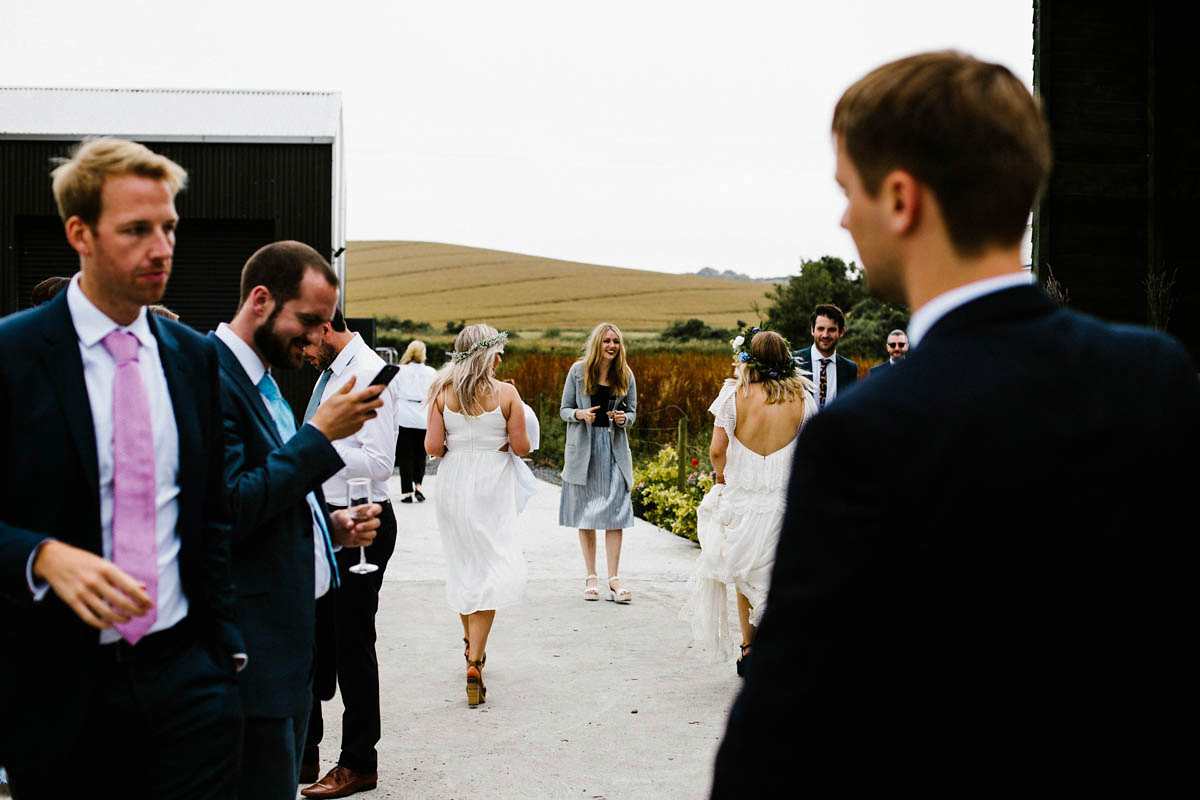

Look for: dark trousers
[304,500,398,773]
[6,621,242,800]
[395,426,427,494]
[239,711,310,800]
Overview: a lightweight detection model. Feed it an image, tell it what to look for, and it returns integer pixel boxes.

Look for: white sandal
[607,576,632,604]
[583,574,600,601]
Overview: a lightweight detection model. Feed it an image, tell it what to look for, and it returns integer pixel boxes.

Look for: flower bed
[631,445,714,542]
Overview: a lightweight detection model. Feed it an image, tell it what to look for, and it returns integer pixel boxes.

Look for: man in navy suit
[0,139,243,798]
[712,51,1198,797]
[792,303,858,408]
[869,328,908,374]
[210,240,385,800]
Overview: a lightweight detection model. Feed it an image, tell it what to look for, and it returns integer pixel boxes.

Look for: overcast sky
[1,1,1033,278]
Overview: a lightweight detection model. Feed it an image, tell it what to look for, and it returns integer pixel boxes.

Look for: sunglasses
[887,342,907,348]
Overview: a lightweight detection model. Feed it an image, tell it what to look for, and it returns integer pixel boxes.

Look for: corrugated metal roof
[0,87,341,142]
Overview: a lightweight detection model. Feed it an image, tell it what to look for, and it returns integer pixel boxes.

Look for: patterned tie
[302,368,334,424]
[257,372,340,589]
[819,357,832,409]
[103,330,158,644]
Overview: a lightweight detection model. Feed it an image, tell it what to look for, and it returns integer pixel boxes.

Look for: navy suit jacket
[794,348,858,402]
[210,333,344,719]
[0,292,242,771]
[715,286,1200,797]
[869,358,900,375]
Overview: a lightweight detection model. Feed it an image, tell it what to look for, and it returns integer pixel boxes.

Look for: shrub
[631,445,714,542]
[661,318,731,342]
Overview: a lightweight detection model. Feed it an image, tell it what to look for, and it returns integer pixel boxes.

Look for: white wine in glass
[346,478,378,575]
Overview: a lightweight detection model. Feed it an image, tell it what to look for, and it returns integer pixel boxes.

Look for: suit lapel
[151,315,196,461]
[209,332,283,448]
[41,293,100,496]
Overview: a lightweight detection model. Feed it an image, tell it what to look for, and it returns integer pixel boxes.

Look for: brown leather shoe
[300,765,378,798]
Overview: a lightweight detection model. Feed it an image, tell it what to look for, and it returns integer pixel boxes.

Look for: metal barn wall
[0,138,336,417]
[1034,0,1199,360]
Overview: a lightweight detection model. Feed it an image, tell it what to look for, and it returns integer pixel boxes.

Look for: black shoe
[400,495,413,504]
[414,490,426,502]
[299,763,320,784]
[736,643,751,678]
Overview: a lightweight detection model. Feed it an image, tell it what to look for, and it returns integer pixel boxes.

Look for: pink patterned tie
[103,330,158,644]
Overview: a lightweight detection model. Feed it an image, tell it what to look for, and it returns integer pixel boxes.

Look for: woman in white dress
[425,324,530,706]
[681,328,815,676]
[394,340,437,503]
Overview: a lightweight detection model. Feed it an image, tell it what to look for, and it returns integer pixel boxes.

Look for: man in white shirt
[714,50,1198,797]
[209,240,385,800]
[299,307,400,799]
[0,138,243,798]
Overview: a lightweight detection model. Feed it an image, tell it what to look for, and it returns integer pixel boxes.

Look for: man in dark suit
[210,241,385,800]
[0,139,243,798]
[869,328,908,374]
[792,303,858,408]
[712,51,1198,798]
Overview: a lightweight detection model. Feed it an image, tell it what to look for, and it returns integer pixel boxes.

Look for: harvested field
[345,241,778,331]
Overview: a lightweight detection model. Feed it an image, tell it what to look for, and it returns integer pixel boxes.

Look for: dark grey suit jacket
[715,286,1200,797]
[0,293,242,771]
[210,333,344,719]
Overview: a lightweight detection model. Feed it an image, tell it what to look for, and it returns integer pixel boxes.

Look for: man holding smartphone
[299,306,401,799]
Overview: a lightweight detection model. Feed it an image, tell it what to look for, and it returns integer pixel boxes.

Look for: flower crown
[730,325,797,380]
[451,331,509,363]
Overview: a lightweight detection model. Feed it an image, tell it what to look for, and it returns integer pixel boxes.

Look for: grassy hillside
[344,241,778,332]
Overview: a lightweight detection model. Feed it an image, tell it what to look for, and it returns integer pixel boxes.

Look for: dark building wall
[1034,1,1199,360]
[0,138,336,415]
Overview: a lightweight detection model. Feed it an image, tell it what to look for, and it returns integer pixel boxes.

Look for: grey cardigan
[559,360,637,487]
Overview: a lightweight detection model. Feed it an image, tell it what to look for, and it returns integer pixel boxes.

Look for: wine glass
[346,478,378,575]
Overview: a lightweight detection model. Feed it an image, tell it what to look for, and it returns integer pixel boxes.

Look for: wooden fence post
[676,417,687,489]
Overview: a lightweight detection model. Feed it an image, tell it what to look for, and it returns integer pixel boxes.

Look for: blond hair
[580,322,630,396]
[400,340,427,364]
[51,137,187,225]
[427,324,505,416]
[733,330,810,404]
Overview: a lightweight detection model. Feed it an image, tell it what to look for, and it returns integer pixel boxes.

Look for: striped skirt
[558,426,634,530]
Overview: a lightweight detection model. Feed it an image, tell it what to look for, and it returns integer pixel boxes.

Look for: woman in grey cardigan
[559,322,637,602]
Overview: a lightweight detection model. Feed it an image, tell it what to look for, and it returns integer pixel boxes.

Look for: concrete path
[306,471,741,800]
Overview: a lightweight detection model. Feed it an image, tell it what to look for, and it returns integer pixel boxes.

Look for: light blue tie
[257,372,340,589]
[302,368,334,424]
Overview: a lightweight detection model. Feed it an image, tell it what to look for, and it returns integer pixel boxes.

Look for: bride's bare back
[733,383,809,456]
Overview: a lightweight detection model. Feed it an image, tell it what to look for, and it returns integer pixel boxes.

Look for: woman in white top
[394,340,437,502]
[425,324,530,707]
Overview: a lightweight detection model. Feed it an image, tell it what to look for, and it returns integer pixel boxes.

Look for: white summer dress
[680,381,816,660]
[433,406,527,614]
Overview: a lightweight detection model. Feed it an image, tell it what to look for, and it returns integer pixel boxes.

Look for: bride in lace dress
[681,328,815,675]
[425,324,530,706]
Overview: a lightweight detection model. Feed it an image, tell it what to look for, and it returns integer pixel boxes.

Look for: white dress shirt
[311,333,400,505]
[214,323,335,598]
[29,276,189,643]
[809,344,843,403]
[907,271,1035,347]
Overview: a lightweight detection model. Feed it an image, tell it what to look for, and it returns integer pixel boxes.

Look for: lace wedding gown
[681,381,815,660]
[434,406,527,614]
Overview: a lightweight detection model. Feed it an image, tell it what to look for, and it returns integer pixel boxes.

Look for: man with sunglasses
[869,329,908,374]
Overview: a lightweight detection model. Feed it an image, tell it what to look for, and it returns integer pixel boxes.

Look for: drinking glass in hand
[346,477,378,575]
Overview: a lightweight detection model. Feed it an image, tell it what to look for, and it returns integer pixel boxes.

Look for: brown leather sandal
[466,658,487,707]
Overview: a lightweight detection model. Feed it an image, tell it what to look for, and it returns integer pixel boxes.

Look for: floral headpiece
[730,325,797,380]
[451,330,509,363]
